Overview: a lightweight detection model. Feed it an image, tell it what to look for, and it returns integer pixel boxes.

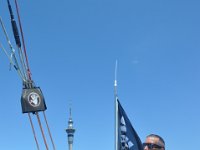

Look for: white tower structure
[66,108,75,150]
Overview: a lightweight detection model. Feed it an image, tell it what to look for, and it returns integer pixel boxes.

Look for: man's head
[143,134,165,150]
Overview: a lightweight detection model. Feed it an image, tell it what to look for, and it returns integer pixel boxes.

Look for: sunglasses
[143,143,164,149]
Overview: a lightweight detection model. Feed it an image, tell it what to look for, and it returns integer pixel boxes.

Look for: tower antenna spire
[69,100,72,118]
[70,107,72,118]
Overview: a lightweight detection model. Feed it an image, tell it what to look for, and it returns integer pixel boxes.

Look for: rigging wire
[0,16,26,82]
[0,42,13,65]
[36,112,49,150]
[43,111,56,150]
[14,0,32,80]
[28,113,40,150]
[7,0,28,81]
[17,46,28,80]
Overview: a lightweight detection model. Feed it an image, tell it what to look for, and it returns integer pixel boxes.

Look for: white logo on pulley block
[28,92,41,107]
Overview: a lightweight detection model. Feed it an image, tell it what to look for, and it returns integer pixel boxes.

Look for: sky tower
[66,108,75,150]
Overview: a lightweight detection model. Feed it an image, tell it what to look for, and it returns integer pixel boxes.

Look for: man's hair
[147,134,165,146]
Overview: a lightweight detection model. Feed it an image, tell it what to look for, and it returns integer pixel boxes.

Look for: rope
[7,0,28,81]
[16,46,28,80]
[28,113,40,150]
[36,112,49,150]
[14,0,32,80]
[43,111,56,150]
[0,17,26,82]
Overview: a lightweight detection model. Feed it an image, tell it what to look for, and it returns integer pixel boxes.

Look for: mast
[114,60,118,150]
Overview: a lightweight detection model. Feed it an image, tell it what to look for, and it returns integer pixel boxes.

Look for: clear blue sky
[0,0,200,149]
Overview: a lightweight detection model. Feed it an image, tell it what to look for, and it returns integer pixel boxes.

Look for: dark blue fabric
[117,99,143,150]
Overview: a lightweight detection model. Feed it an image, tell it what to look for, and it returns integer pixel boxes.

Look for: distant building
[66,108,75,150]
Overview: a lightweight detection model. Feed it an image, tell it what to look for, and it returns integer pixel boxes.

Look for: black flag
[117,99,143,150]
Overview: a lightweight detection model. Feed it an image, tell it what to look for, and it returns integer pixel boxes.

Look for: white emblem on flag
[120,116,134,150]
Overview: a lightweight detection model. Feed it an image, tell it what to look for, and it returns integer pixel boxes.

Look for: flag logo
[120,116,134,150]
